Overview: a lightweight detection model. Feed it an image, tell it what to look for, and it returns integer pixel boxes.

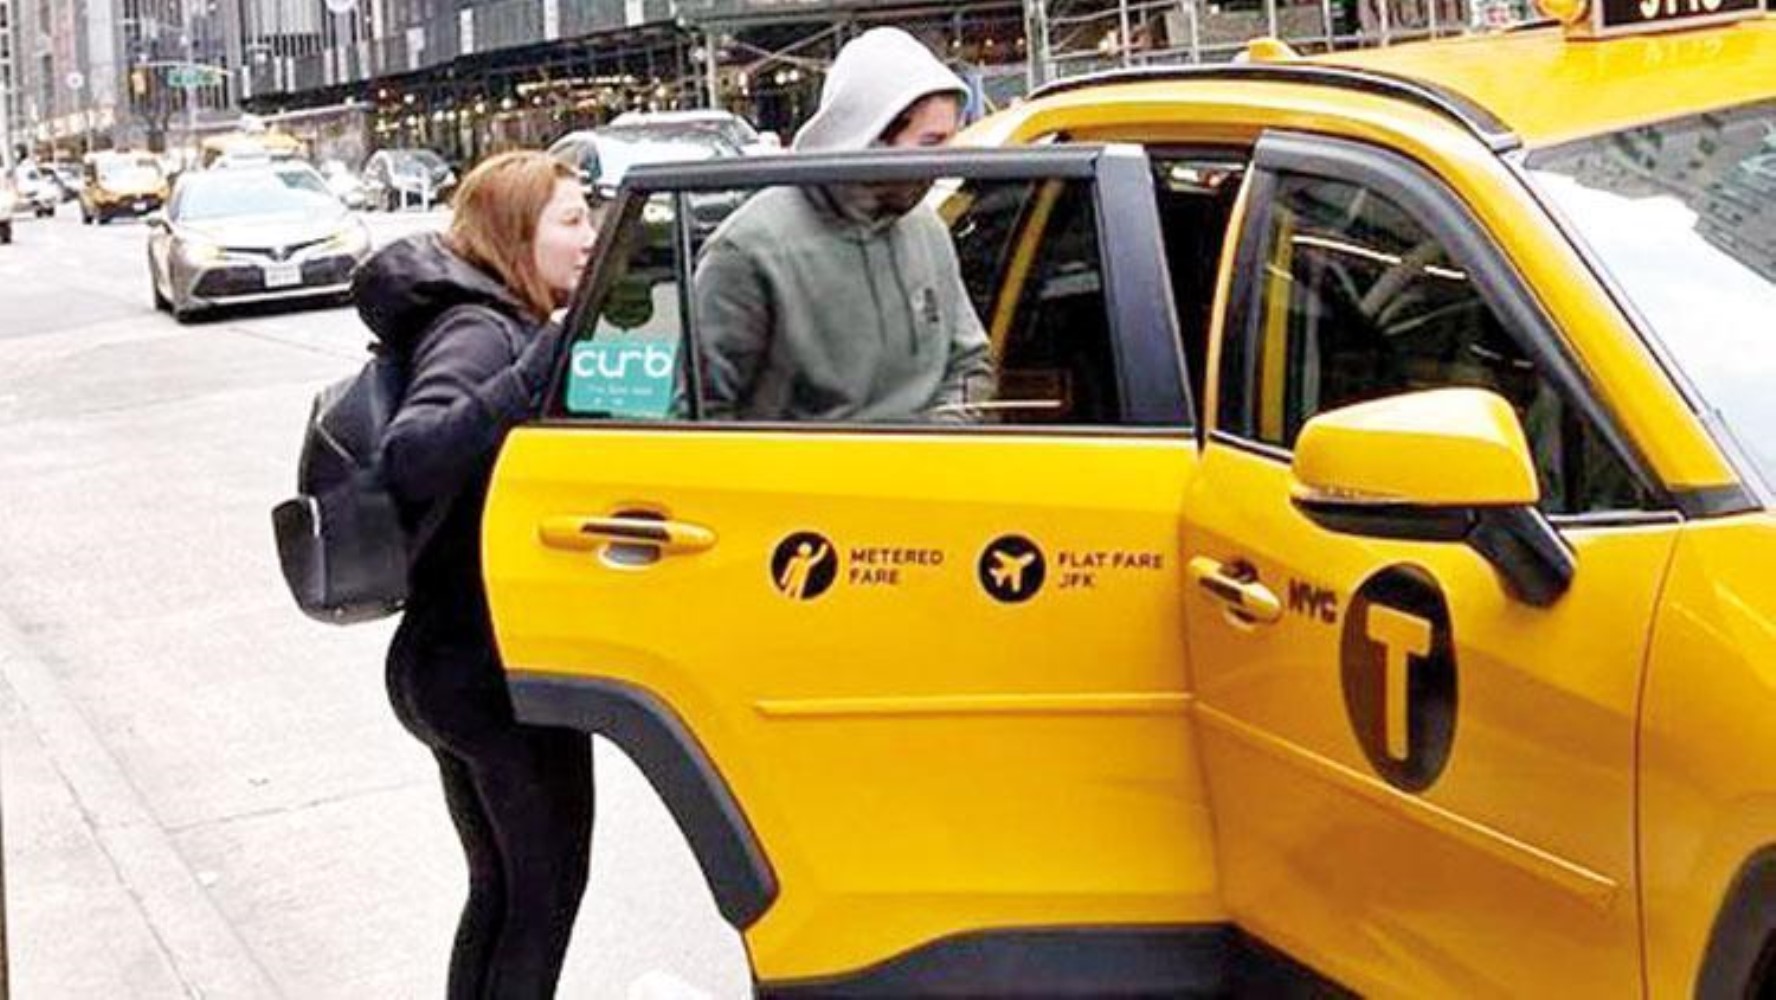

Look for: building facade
[227,0,1476,166]
[10,0,1492,162]
[1,0,17,163]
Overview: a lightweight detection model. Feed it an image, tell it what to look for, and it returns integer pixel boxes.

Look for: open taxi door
[484,147,1228,995]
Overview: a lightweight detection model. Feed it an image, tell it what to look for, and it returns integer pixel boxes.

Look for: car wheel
[171,299,197,324]
[0,223,11,245]
[150,262,170,312]
[97,214,111,226]
[81,207,92,225]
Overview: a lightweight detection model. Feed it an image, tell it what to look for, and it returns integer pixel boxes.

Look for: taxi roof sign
[1542,0,1766,38]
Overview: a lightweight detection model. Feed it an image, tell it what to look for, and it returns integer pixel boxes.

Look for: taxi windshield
[1524,99,1776,496]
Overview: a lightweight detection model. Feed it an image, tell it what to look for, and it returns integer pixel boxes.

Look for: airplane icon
[988,550,1038,594]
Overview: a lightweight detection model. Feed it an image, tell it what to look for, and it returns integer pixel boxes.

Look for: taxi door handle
[1187,556,1283,625]
[538,516,716,555]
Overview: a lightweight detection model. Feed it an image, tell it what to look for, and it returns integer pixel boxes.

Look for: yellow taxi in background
[484,4,1776,995]
[80,150,169,225]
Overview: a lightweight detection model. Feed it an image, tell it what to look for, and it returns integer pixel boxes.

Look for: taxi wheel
[0,224,11,245]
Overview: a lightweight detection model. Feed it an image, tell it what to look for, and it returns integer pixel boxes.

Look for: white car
[11,162,60,217]
[147,162,371,322]
[318,159,370,210]
[609,109,781,155]
[547,124,748,200]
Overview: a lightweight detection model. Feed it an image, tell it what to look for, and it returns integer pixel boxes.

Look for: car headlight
[323,224,371,255]
[177,237,223,264]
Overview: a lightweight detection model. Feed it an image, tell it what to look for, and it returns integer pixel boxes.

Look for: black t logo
[978,535,1045,603]
[1339,565,1457,793]
[771,532,836,600]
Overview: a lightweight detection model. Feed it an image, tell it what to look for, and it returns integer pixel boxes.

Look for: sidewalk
[0,612,271,997]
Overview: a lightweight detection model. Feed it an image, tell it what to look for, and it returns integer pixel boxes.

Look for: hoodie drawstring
[859,241,889,356]
[884,236,918,357]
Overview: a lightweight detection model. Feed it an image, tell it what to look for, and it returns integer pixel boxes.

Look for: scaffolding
[1023,0,1470,87]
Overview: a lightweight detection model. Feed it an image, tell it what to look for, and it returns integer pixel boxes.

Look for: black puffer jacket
[352,232,557,636]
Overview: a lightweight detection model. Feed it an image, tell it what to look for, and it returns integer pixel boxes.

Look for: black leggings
[388,613,594,1000]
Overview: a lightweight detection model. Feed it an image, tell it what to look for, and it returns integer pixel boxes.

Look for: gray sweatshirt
[690,26,993,422]
[694,185,992,421]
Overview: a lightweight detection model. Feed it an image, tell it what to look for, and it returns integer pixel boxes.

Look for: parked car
[609,109,781,154]
[47,163,83,202]
[80,151,169,224]
[548,124,750,249]
[146,161,370,322]
[0,180,16,244]
[11,161,60,217]
[361,148,456,210]
[317,159,370,210]
[547,124,745,197]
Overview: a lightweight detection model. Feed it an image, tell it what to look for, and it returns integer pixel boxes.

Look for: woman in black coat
[351,151,602,999]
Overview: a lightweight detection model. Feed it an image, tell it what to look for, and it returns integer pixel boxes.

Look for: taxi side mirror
[1288,388,1574,607]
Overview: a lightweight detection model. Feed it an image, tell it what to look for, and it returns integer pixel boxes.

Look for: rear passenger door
[483,147,1218,987]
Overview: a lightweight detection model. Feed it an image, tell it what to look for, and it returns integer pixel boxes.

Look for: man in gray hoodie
[693,27,995,421]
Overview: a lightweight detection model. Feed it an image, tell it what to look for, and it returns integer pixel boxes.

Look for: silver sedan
[147,163,371,322]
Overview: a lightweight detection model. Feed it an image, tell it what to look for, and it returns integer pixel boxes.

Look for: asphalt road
[0,205,749,998]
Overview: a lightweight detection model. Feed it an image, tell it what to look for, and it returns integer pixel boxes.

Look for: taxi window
[1221,172,1646,516]
[560,174,1125,427]
[561,192,687,421]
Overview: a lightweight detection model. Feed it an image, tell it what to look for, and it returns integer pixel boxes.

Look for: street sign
[167,65,222,88]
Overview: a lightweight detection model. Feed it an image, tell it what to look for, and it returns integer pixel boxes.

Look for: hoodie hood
[793,28,968,153]
[351,231,531,352]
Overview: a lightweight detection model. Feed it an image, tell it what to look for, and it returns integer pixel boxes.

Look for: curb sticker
[978,535,1046,603]
[1340,564,1457,793]
[565,335,678,418]
[771,532,837,601]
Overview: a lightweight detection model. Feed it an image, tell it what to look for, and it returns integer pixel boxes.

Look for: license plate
[263,262,302,289]
[133,200,149,212]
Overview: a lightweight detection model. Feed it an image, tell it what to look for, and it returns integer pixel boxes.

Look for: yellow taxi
[484,4,1776,995]
[79,151,170,225]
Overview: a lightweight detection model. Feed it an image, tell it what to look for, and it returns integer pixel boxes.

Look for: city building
[1,0,17,163]
[8,0,1510,163]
